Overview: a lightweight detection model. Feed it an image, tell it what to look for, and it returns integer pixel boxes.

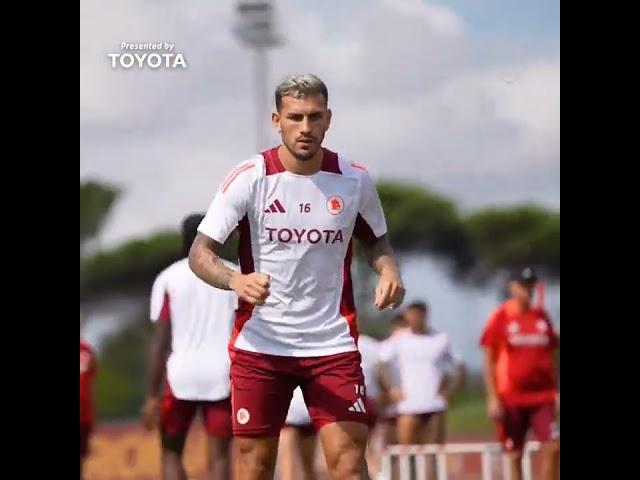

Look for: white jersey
[380,331,461,415]
[198,148,387,357]
[150,258,238,401]
[285,387,312,426]
[358,335,381,399]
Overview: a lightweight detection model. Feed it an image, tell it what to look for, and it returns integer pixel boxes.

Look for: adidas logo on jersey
[348,397,367,413]
[264,199,286,213]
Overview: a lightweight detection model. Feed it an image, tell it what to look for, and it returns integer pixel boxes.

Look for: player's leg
[497,405,528,480]
[418,411,446,478]
[363,401,381,479]
[303,351,370,480]
[80,423,90,480]
[230,349,296,480]
[530,402,560,480]
[278,425,317,480]
[159,385,198,480]
[395,414,420,445]
[202,398,234,480]
[298,426,319,480]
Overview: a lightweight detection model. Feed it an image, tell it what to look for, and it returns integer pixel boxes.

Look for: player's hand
[388,385,405,404]
[140,396,160,430]
[374,271,405,310]
[230,272,270,305]
[439,386,452,402]
[487,396,503,420]
[555,393,560,415]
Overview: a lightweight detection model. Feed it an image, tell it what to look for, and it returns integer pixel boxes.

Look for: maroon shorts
[230,349,369,437]
[160,382,233,439]
[498,402,559,451]
[80,423,92,458]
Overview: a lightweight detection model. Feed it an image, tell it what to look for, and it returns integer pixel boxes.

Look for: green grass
[447,385,493,437]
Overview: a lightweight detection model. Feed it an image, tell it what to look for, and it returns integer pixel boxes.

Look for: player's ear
[272,110,281,133]
[325,108,332,130]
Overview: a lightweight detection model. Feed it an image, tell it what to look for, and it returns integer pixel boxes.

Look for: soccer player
[480,267,560,480]
[140,214,238,480]
[278,387,318,480]
[189,73,405,480]
[380,301,465,478]
[80,312,97,480]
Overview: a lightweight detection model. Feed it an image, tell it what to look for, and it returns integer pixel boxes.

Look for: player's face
[405,307,427,333]
[509,281,533,305]
[273,93,331,161]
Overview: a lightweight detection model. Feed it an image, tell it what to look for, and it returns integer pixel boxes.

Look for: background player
[189,73,405,480]
[278,387,318,480]
[80,312,97,480]
[140,214,238,480]
[380,301,465,478]
[480,267,560,480]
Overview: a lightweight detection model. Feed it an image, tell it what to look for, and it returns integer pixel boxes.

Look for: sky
[80,0,559,247]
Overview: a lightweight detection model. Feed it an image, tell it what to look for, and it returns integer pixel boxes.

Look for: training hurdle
[380,441,541,480]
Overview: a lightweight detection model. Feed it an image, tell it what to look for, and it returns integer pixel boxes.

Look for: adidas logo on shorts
[348,397,367,413]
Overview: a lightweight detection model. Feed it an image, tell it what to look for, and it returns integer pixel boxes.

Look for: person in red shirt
[480,268,559,480]
[80,313,97,479]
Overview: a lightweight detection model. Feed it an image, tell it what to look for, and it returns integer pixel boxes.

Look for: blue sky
[81,0,560,245]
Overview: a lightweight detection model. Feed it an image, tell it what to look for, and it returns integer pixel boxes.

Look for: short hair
[181,213,205,257]
[275,74,328,110]
[406,301,429,314]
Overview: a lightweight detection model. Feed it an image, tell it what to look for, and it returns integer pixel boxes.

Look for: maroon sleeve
[157,291,171,323]
[353,213,379,246]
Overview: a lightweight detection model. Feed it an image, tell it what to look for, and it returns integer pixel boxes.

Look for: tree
[80,181,120,253]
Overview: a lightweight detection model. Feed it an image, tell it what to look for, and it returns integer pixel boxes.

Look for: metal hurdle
[380,441,541,480]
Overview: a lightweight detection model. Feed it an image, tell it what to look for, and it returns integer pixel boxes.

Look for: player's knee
[509,450,523,463]
[326,445,366,479]
[236,438,278,473]
[543,439,560,456]
[161,432,187,454]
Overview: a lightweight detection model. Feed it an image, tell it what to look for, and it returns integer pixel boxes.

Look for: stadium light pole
[233,1,284,152]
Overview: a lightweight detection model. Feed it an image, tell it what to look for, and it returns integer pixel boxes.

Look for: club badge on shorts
[236,408,250,425]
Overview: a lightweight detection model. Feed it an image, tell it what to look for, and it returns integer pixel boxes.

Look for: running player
[140,213,238,480]
[481,267,560,480]
[80,312,97,480]
[189,73,405,480]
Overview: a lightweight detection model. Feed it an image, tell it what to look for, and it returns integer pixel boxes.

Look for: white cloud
[80,0,559,245]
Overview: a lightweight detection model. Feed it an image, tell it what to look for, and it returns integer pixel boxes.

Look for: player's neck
[514,298,532,312]
[278,145,324,175]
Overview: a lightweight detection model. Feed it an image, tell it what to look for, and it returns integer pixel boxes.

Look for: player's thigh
[318,421,369,472]
[302,351,369,431]
[202,397,233,440]
[396,415,421,445]
[530,402,560,444]
[419,411,446,444]
[230,350,297,438]
[160,385,198,453]
[498,405,529,452]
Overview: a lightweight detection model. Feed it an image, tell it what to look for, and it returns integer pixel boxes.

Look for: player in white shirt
[380,301,465,475]
[278,387,318,480]
[189,74,406,480]
[140,214,238,480]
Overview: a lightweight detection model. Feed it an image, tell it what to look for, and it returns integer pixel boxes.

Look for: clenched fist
[230,272,271,305]
[374,271,405,310]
